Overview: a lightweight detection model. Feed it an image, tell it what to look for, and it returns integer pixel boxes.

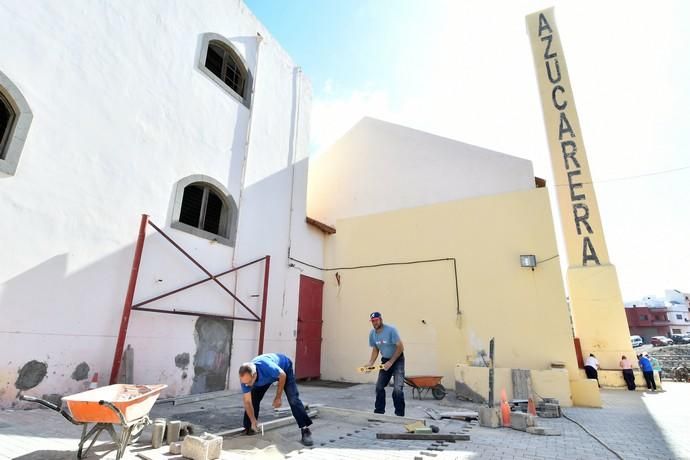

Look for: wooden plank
[317,406,424,425]
[512,369,532,400]
[376,432,470,441]
[439,411,478,418]
[213,410,318,437]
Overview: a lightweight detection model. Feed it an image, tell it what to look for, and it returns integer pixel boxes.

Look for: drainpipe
[281,66,303,317]
[226,34,263,388]
[231,32,264,310]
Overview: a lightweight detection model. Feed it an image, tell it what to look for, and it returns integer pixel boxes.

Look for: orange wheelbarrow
[404,375,446,400]
[20,384,166,460]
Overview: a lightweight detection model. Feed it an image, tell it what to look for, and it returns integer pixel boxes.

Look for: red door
[295,275,324,379]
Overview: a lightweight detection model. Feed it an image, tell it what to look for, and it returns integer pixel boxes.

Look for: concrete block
[181,433,222,460]
[151,421,166,448]
[478,406,500,428]
[526,426,561,436]
[510,411,536,431]
[166,420,181,443]
[169,442,182,454]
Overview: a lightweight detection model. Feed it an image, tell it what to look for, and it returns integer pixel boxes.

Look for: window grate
[204,41,246,97]
[178,183,227,238]
[203,191,223,235]
[179,185,204,228]
[0,92,16,160]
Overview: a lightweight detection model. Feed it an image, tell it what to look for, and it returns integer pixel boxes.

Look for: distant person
[238,353,313,446]
[638,353,657,391]
[584,353,600,387]
[649,354,663,381]
[619,355,636,390]
[363,311,406,416]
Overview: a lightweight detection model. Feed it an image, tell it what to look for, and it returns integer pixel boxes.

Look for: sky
[245,0,690,301]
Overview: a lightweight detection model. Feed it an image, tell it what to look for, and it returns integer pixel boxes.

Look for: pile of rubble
[649,344,690,368]
[648,344,690,381]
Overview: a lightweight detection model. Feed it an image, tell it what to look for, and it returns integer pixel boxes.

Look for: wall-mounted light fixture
[520,254,537,270]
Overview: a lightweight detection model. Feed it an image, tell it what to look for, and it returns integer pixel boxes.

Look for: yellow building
[307,118,597,407]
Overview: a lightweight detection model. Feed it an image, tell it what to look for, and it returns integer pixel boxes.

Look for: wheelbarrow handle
[19,394,79,425]
[99,400,127,426]
[19,394,60,411]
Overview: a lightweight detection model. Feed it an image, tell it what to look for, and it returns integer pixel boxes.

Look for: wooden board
[317,406,424,425]
[376,432,470,441]
[214,410,318,437]
[439,411,478,417]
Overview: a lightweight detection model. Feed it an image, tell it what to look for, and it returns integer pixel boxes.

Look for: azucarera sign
[527,8,606,267]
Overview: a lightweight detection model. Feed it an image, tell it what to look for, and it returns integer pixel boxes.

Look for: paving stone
[2,382,690,459]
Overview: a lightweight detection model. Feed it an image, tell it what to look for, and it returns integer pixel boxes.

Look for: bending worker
[363,311,405,416]
[238,353,313,446]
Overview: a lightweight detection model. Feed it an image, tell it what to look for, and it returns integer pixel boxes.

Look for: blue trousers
[243,360,312,429]
[375,354,405,416]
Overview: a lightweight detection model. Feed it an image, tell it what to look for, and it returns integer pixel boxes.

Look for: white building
[307,117,538,226]
[0,0,324,407]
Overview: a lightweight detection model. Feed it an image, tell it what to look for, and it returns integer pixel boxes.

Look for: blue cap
[370,311,382,321]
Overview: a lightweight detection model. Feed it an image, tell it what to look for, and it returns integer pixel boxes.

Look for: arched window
[198,33,252,108]
[179,183,226,236]
[171,175,238,246]
[205,41,246,97]
[0,92,14,159]
[0,70,33,176]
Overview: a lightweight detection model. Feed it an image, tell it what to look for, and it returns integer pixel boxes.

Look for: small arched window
[171,175,238,246]
[198,33,252,108]
[0,92,15,159]
[205,41,246,97]
[179,183,226,237]
[0,69,33,176]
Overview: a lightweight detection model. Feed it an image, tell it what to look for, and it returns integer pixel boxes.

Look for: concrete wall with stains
[0,0,317,407]
[319,188,580,388]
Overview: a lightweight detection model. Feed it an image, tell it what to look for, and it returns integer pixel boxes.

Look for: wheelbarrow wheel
[432,384,446,400]
[129,422,146,444]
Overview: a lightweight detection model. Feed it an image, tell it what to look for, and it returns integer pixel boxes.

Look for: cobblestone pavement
[1,382,688,459]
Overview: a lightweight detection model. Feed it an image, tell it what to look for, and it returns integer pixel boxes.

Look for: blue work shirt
[241,353,291,393]
[639,356,653,372]
[369,324,401,359]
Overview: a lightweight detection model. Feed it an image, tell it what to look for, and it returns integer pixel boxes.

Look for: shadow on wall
[0,233,239,405]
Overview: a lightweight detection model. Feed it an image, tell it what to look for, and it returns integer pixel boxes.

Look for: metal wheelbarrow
[404,375,446,400]
[20,383,166,459]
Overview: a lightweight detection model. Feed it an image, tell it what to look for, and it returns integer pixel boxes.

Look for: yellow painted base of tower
[568,264,635,370]
[593,369,662,390]
[569,379,602,408]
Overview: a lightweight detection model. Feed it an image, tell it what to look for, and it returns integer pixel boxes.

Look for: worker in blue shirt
[238,353,313,445]
[363,311,405,416]
[638,353,657,391]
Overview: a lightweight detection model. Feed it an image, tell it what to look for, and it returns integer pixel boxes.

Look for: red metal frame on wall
[109,214,270,384]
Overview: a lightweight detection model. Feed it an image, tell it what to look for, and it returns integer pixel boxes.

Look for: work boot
[300,427,313,446]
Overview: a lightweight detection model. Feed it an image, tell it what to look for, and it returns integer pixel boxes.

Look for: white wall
[0,0,316,407]
[308,117,536,225]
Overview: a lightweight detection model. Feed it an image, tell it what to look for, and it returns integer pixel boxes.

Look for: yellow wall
[319,188,580,389]
[454,365,574,407]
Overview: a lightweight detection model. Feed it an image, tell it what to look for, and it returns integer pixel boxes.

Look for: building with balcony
[625,290,690,341]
